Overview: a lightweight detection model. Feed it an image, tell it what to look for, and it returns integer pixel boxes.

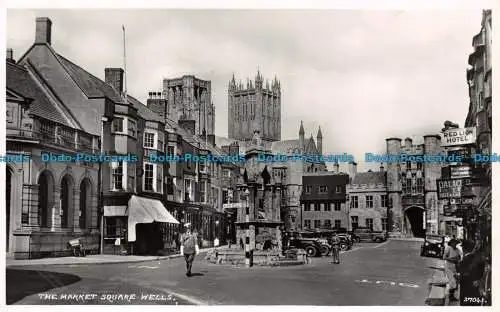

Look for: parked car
[351,228,387,243]
[282,231,323,257]
[300,229,353,251]
[420,234,445,258]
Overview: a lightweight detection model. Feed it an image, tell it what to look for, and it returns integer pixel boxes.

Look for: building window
[112,117,124,133]
[166,177,174,195]
[335,185,342,193]
[112,162,123,190]
[351,216,359,229]
[144,132,155,148]
[128,119,137,137]
[417,162,423,171]
[199,161,206,173]
[314,203,321,211]
[324,219,331,228]
[382,218,388,231]
[406,178,412,193]
[305,185,312,194]
[167,145,175,156]
[381,195,387,207]
[366,218,374,231]
[144,163,154,192]
[222,189,229,203]
[291,216,296,223]
[324,203,331,211]
[366,195,374,208]
[350,196,358,208]
[318,185,328,193]
[184,179,192,201]
[334,202,341,211]
[200,181,206,203]
[416,178,423,194]
[304,203,311,211]
[223,169,230,178]
[304,220,311,229]
[314,220,321,228]
[406,161,411,170]
[334,220,341,229]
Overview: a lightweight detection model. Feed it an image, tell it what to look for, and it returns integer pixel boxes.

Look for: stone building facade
[347,168,388,232]
[228,71,281,142]
[300,172,350,231]
[385,136,444,237]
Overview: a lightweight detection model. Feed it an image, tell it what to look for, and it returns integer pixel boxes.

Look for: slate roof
[56,53,125,103]
[127,95,163,123]
[6,61,71,127]
[271,139,302,154]
[351,171,386,186]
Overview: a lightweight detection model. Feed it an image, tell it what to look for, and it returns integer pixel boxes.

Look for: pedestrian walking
[330,234,340,264]
[443,238,461,301]
[180,223,199,277]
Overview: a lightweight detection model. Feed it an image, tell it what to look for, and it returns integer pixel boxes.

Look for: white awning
[127,195,179,242]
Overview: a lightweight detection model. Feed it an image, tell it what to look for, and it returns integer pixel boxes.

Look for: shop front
[103,195,179,255]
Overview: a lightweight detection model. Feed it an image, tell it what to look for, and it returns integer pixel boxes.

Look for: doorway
[404,206,425,237]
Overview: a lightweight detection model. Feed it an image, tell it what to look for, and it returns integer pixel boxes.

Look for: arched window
[79,179,92,229]
[60,175,75,229]
[38,171,55,228]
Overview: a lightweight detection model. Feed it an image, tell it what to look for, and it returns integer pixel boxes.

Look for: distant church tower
[228,70,281,142]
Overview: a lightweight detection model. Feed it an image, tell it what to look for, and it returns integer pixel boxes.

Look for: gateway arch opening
[404,206,425,238]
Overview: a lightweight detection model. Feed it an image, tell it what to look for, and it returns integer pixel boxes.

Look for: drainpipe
[99,116,108,254]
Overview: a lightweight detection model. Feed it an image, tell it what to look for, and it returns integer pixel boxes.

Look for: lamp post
[345,194,350,232]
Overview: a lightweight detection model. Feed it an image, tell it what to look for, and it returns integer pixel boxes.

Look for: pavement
[6,246,219,267]
[6,240,440,305]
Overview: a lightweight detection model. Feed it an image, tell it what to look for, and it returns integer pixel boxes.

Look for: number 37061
[463,297,486,304]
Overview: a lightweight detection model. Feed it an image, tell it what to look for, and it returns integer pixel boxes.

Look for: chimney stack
[380,163,385,172]
[6,48,14,63]
[35,17,52,45]
[105,68,124,94]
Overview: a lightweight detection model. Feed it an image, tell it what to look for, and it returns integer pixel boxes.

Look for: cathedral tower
[228,70,281,142]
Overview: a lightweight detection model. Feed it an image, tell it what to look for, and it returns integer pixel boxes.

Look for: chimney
[35,17,52,45]
[178,119,196,135]
[380,163,385,172]
[349,161,357,180]
[334,162,340,173]
[6,48,14,63]
[404,137,412,150]
[105,68,124,94]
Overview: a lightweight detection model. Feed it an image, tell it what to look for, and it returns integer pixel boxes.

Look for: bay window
[144,163,154,192]
[111,161,123,190]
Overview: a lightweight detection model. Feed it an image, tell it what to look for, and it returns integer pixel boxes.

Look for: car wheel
[374,237,382,243]
[305,246,318,257]
[340,243,348,251]
[354,237,360,243]
[320,245,330,256]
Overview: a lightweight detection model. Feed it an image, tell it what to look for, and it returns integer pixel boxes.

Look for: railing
[7,119,95,154]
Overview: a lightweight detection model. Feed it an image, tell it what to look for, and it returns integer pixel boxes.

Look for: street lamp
[345,194,351,232]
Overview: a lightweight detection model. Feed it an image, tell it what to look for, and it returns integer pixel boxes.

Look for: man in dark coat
[180,223,199,277]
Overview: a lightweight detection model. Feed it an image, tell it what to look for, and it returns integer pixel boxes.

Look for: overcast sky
[6,9,485,171]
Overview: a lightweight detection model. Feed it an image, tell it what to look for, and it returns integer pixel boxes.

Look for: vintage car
[351,228,387,243]
[300,229,353,252]
[282,231,324,257]
[420,234,445,258]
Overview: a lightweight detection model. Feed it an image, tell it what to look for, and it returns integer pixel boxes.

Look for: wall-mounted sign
[223,203,244,209]
[437,178,472,199]
[440,127,476,147]
[451,165,472,178]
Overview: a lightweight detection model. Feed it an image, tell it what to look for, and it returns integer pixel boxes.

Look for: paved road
[7,240,439,305]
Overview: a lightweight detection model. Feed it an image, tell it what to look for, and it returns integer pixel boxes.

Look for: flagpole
[122,25,128,104]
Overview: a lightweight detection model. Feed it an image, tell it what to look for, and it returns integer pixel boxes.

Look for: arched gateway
[403,206,425,238]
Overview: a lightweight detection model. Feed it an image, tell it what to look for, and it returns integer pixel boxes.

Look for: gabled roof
[351,171,386,186]
[6,61,72,127]
[56,53,125,103]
